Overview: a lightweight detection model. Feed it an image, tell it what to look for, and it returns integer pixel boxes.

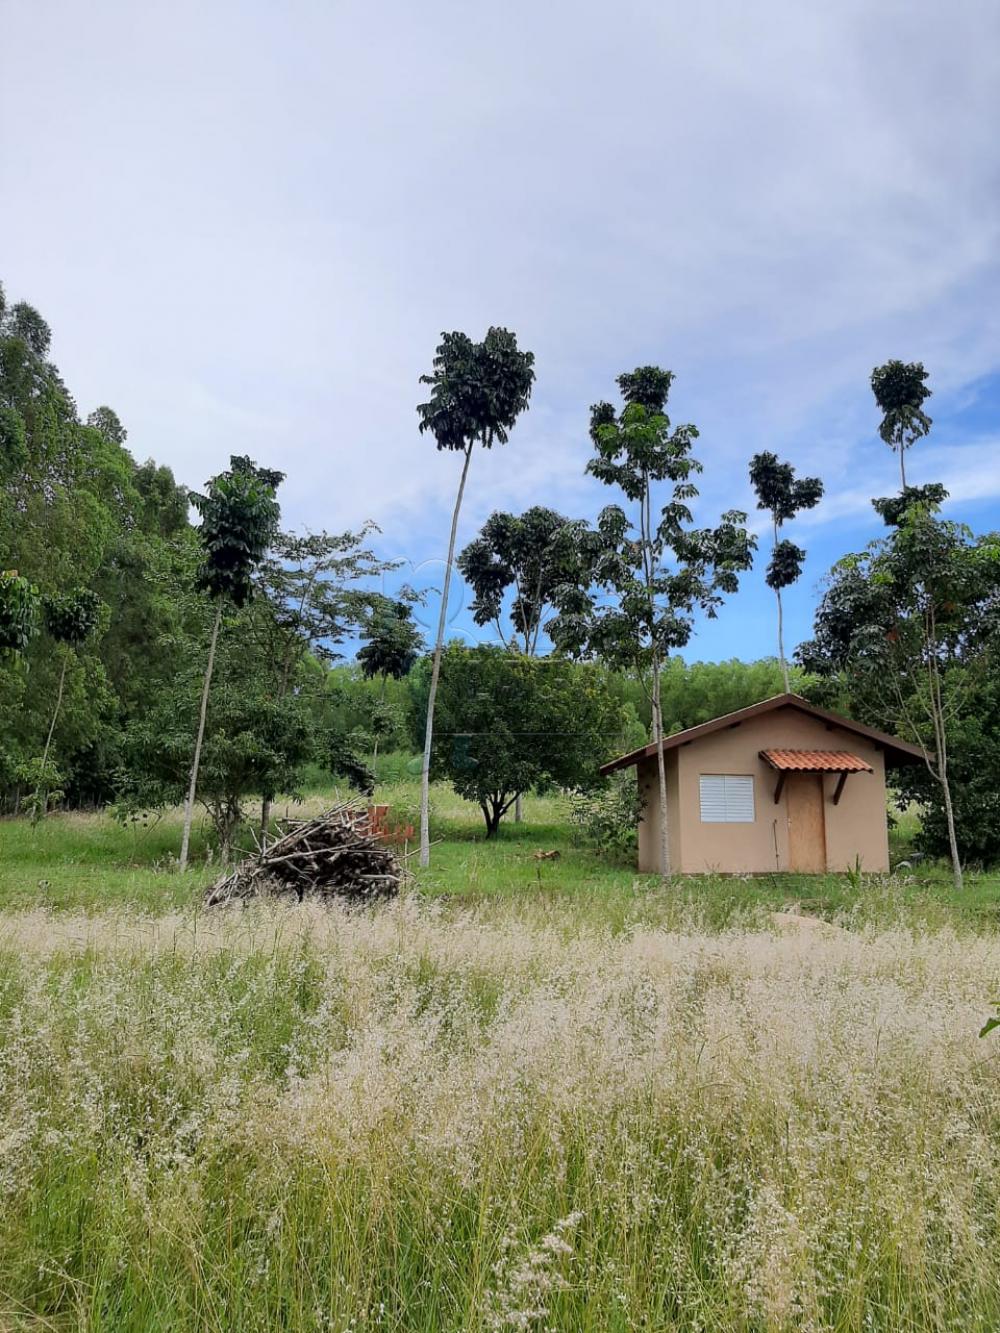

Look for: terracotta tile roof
[760,749,873,773]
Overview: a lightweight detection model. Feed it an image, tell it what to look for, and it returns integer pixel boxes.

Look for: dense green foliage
[190,456,283,607]
[569,769,642,859]
[0,571,39,656]
[799,504,1000,866]
[426,644,632,834]
[0,284,392,845]
[0,283,200,812]
[658,656,811,730]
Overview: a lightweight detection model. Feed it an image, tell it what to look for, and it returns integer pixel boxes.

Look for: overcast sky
[2,0,999,659]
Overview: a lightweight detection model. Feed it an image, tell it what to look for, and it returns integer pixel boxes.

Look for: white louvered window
[699,774,755,823]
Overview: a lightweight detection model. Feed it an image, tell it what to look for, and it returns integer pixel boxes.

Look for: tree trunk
[776,587,789,693]
[35,653,68,819]
[928,656,962,891]
[419,444,474,868]
[481,799,508,838]
[650,656,670,878]
[899,445,907,492]
[639,467,670,880]
[371,672,388,771]
[514,792,523,823]
[180,601,222,872]
[939,763,963,892]
[771,519,790,695]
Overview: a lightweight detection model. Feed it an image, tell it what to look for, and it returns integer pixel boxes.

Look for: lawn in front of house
[1,775,998,931]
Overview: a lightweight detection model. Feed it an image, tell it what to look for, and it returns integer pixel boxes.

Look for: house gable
[601,693,924,776]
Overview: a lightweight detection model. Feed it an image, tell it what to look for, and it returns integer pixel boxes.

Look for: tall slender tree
[748,452,823,692]
[35,588,103,816]
[551,367,755,878]
[871,360,932,491]
[179,456,282,870]
[415,328,535,867]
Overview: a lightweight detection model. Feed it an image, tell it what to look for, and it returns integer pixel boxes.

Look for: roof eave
[598,692,927,776]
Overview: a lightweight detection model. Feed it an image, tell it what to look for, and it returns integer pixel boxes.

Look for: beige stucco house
[601,693,924,875]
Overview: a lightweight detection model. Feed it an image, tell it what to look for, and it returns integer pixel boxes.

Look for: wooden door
[786,773,826,872]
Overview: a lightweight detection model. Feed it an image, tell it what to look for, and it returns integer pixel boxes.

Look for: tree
[35,588,104,816]
[250,526,397,840]
[123,678,315,863]
[871,360,932,491]
[415,327,535,866]
[798,499,1000,890]
[0,406,27,479]
[748,451,823,691]
[86,405,127,447]
[458,506,598,653]
[179,456,282,870]
[458,505,599,820]
[0,283,203,814]
[550,367,755,878]
[872,482,949,528]
[429,644,627,836]
[357,596,423,766]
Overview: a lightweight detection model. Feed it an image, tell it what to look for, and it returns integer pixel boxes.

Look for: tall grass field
[1,789,999,1329]
[0,898,998,1330]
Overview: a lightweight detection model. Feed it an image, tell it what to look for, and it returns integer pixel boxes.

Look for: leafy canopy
[428,644,628,835]
[798,501,1000,861]
[42,588,103,645]
[551,368,755,670]
[416,327,535,452]
[191,456,283,607]
[748,450,823,593]
[0,572,39,656]
[458,506,599,651]
[871,359,932,452]
[748,451,823,526]
[357,596,423,682]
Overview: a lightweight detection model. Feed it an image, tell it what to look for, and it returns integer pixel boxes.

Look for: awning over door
[760,749,873,773]
[760,749,873,806]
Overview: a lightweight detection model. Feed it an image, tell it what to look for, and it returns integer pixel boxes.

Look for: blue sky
[2,0,998,664]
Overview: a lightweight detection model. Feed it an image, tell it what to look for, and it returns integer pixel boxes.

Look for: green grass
[2,776,1000,1328]
[1,775,998,931]
[0,896,997,1330]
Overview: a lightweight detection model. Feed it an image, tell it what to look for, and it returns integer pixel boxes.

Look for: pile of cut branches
[204,801,404,906]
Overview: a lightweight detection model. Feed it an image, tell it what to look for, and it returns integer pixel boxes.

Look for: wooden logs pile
[204,801,404,907]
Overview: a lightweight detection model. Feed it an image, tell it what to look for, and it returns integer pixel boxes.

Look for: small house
[600,693,924,875]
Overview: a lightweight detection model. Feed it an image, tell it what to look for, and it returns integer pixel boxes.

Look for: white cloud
[1,0,998,570]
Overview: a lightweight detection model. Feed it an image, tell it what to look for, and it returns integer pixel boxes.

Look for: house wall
[636,749,680,874]
[635,707,890,875]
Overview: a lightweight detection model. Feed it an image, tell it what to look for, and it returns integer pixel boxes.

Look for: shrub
[570,770,643,858]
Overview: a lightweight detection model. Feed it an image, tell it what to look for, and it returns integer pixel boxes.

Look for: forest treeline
[2,281,999,871]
